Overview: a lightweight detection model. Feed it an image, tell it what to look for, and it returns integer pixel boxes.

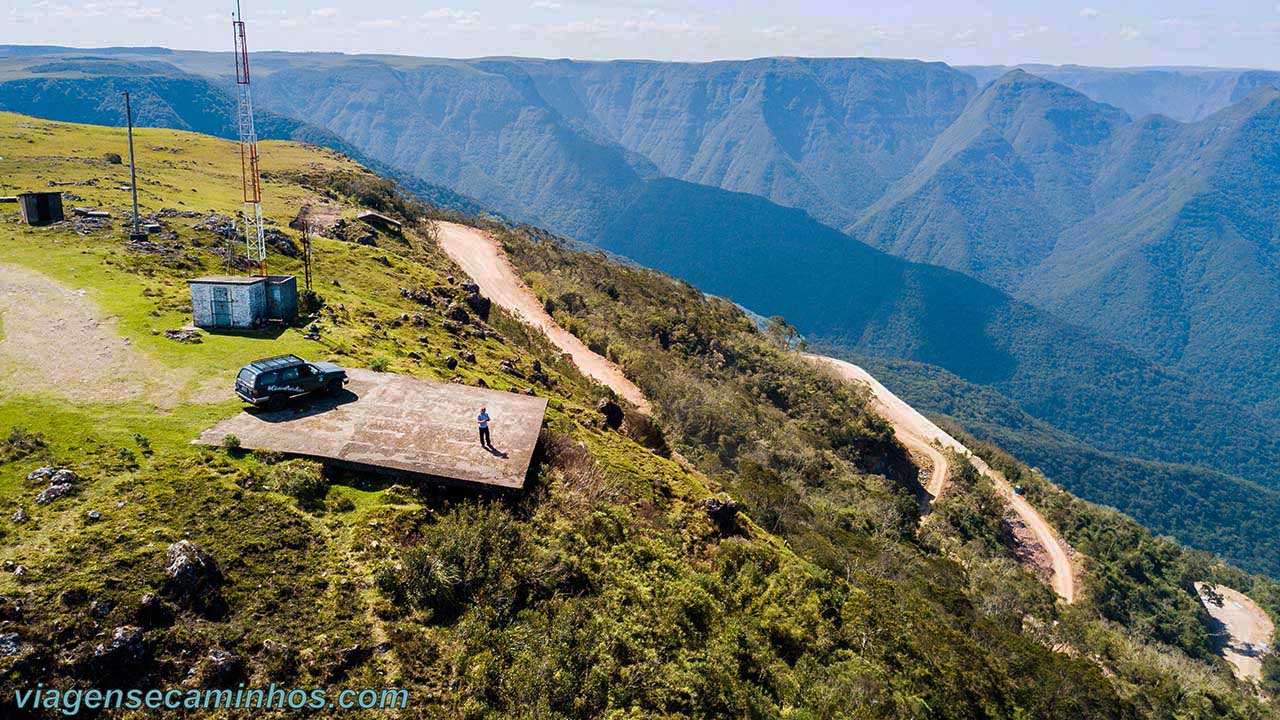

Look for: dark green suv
[235,355,348,409]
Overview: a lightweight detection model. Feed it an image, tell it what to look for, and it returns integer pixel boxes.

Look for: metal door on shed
[211,286,232,326]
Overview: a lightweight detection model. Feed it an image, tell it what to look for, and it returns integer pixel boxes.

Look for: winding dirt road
[806,354,1077,603]
[435,222,650,413]
[1195,582,1275,682]
[433,221,1075,603]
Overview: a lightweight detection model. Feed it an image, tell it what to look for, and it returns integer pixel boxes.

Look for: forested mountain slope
[854,70,1130,286]
[858,69,1280,418]
[500,56,975,227]
[962,63,1280,122]
[1026,88,1280,416]
[4,113,1276,717]
[843,352,1280,578]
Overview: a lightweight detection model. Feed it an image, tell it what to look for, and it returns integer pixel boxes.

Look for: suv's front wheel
[325,378,344,394]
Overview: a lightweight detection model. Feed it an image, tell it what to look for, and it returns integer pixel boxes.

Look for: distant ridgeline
[3,46,1280,578]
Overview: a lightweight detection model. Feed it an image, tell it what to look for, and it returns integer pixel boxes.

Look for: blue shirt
[477,412,490,429]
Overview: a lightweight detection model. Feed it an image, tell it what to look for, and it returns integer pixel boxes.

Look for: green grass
[0,112,1274,720]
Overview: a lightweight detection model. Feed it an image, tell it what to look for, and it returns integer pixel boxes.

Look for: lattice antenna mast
[233,0,267,276]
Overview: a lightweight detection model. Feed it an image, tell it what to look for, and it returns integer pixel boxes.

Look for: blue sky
[6,1,1280,69]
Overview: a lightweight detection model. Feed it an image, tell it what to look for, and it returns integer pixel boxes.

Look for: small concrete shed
[188,275,298,330]
[18,192,64,225]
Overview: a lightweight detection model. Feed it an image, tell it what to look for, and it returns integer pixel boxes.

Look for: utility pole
[302,219,313,293]
[124,91,146,242]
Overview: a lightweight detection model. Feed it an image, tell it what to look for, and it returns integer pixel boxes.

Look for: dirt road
[0,263,159,405]
[434,222,651,413]
[432,223,1076,603]
[806,354,1078,603]
[1195,582,1275,682]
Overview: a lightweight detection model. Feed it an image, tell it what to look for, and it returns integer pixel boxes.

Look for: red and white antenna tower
[233,0,267,276]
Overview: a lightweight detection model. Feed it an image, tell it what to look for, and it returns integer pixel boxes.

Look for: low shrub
[271,461,328,511]
[0,426,46,463]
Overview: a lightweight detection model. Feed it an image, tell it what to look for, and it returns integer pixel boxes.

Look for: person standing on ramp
[477,406,492,449]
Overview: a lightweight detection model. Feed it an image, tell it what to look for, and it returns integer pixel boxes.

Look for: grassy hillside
[6,48,1280,547]
[495,221,1280,718]
[0,113,1274,718]
[0,55,485,218]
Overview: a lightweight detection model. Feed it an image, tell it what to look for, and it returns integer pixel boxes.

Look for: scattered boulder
[459,350,476,363]
[499,359,523,378]
[464,291,491,321]
[0,632,23,658]
[508,386,519,394]
[136,593,174,629]
[445,356,458,370]
[163,328,202,344]
[531,359,542,373]
[198,648,246,686]
[10,507,27,524]
[194,213,237,239]
[445,302,470,323]
[90,598,115,619]
[163,540,225,616]
[400,287,435,307]
[595,399,625,430]
[475,378,488,388]
[0,595,24,622]
[524,387,536,396]
[86,625,149,682]
[461,282,480,294]
[86,510,102,522]
[263,227,300,258]
[698,494,740,536]
[26,467,56,483]
[50,469,78,485]
[12,565,28,579]
[442,319,464,334]
[35,483,74,505]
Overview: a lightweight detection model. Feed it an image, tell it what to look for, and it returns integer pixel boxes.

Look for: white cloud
[311,7,339,19]
[1012,24,1049,39]
[24,0,164,21]
[621,18,718,36]
[358,18,397,29]
[422,7,482,26]
[1119,25,1141,39]
[954,28,975,41]
[530,0,562,9]
[1080,7,1102,18]
[545,18,610,35]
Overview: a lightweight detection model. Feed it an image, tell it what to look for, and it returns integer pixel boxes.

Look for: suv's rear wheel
[265,394,288,411]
